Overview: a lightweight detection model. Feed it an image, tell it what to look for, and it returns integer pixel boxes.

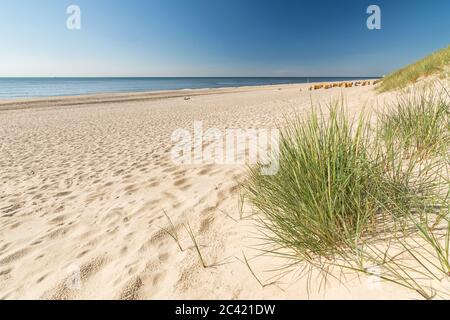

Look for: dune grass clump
[379,93,449,158]
[378,45,450,92]
[243,105,426,262]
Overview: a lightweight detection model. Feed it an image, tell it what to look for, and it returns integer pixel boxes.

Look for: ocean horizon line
[0,76,382,79]
[0,76,381,100]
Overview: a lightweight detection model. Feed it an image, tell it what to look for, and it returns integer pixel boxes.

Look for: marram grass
[378,45,450,92]
[379,92,449,158]
[242,98,449,299]
[243,104,429,262]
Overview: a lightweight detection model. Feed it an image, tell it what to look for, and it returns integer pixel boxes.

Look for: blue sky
[0,0,449,77]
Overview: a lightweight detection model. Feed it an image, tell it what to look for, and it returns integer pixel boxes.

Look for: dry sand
[0,82,417,299]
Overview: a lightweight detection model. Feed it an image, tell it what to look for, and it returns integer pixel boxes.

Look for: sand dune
[0,83,416,300]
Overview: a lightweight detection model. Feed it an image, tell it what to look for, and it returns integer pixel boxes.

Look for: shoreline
[0,79,379,111]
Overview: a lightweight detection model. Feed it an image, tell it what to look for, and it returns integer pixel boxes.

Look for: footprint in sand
[173,178,188,187]
[55,191,72,198]
[0,248,31,266]
[147,180,160,188]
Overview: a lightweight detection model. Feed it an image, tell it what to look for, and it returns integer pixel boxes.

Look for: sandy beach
[0,82,418,299]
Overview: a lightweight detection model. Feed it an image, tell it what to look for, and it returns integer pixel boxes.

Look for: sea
[0,77,377,100]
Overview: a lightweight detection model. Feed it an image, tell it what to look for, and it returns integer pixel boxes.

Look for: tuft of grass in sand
[243,103,429,261]
[242,98,449,298]
[379,92,449,158]
[378,45,450,92]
